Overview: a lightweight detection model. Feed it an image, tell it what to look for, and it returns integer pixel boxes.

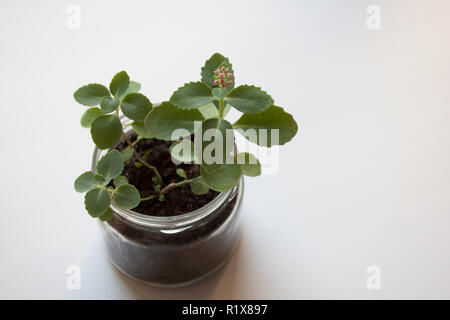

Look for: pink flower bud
[215,69,220,74]
[227,80,233,86]
[219,73,224,78]
[221,66,226,71]
[213,80,219,85]
[227,73,233,77]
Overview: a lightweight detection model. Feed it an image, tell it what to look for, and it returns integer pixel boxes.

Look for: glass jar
[92,140,244,287]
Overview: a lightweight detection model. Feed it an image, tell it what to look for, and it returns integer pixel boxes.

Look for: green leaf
[233,105,298,147]
[223,103,232,116]
[176,168,187,179]
[74,84,110,106]
[197,118,234,165]
[170,139,198,163]
[123,81,141,96]
[113,176,128,188]
[212,87,227,99]
[121,93,153,122]
[213,100,232,117]
[94,174,106,184]
[96,150,124,183]
[203,100,232,118]
[80,107,103,128]
[131,122,153,139]
[142,149,152,161]
[114,184,140,210]
[170,82,216,110]
[236,152,261,177]
[90,115,123,149]
[121,146,134,162]
[144,102,204,140]
[198,102,219,119]
[74,171,96,193]
[201,162,241,192]
[225,85,273,114]
[84,188,111,217]
[109,71,130,98]
[100,97,120,113]
[201,53,235,90]
[190,176,209,195]
[99,207,113,221]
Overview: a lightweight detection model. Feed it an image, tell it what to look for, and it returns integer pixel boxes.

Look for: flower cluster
[213,65,233,89]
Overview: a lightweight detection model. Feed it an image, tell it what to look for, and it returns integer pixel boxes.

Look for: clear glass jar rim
[91,123,242,229]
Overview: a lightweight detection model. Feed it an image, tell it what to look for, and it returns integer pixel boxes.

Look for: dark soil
[112,133,219,216]
[103,189,240,284]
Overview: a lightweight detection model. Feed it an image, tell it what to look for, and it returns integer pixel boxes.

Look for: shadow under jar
[92,144,244,287]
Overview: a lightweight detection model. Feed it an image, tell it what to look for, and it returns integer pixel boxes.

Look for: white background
[0,0,449,299]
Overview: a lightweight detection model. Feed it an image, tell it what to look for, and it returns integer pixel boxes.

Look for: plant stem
[219,98,224,118]
[159,178,193,195]
[140,195,155,201]
[122,133,163,185]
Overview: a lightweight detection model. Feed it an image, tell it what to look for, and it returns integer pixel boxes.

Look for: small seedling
[74,53,298,220]
[146,53,298,192]
[74,150,140,218]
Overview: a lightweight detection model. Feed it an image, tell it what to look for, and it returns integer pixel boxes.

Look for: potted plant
[73,53,298,286]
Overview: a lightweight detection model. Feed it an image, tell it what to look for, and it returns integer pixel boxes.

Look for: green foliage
[120,146,134,162]
[94,174,106,184]
[121,93,153,122]
[96,150,124,184]
[80,107,103,128]
[201,53,235,90]
[114,184,140,210]
[74,171,97,193]
[144,102,204,140]
[201,162,241,192]
[131,122,152,139]
[170,139,197,163]
[236,152,261,177]
[74,56,299,220]
[84,188,111,217]
[124,81,141,96]
[170,82,216,110]
[197,102,219,119]
[176,168,187,179]
[99,208,114,221]
[74,72,152,149]
[109,71,130,99]
[74,72,153,220]
[74,151,138,220]
[100,97,120,113]
[212,88,227,99]
[90,115,123,149]
[225,85,273,114]
[190,176,209,195]
[198,118,234,164]
[233,105,298,146]
[113,176,128,188]
[74,84,110,106]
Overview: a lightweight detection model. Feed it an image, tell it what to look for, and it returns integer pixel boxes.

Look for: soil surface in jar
[113,133,219,216]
